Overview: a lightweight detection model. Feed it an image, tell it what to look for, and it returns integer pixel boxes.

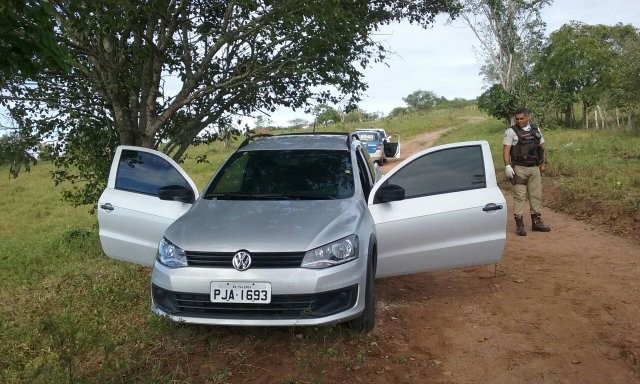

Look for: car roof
[239,133,351,151]
[354,128,386,135]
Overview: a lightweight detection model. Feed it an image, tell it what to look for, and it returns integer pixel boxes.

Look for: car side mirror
[157,185,195,204]
[374,184,405,204]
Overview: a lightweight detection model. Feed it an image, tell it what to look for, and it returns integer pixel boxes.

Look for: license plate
[210,281,271,304]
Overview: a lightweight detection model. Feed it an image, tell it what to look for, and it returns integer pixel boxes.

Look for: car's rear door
[368,141,506,278]
[97,146,199,266]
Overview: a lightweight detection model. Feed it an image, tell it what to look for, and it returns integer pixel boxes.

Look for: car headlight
[157,237,187,268]
[301,235,359,269]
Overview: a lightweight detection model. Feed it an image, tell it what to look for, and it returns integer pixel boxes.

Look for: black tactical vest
[510,124,543,166]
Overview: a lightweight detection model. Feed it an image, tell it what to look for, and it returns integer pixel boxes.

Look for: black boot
[514,215,526,236]
[531,213,551,232]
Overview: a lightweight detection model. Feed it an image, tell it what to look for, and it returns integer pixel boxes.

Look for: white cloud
[271,0,640,125]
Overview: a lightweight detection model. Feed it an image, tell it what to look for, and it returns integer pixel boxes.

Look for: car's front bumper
[149,258,367,326]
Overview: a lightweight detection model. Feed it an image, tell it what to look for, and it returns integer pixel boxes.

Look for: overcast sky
[269,0,640,126]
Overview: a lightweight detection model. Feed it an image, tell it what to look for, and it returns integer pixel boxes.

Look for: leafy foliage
[532,22,640,127]
[0,0,69,82]
[2,0,461,207]
[388,107,409,118]
[610,34,640,119]
[477,84,516,123]
[313,104,341,125]
[402,90,445,111]
[0,133,37,178]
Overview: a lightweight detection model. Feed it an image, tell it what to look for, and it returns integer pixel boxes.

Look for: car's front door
[97,146,198,266]
[368,141,506,278]
[383,133,401,159]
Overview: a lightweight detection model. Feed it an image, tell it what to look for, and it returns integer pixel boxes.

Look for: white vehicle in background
[353,128,401,164]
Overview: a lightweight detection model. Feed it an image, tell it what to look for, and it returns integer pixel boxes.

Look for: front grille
[152,284,358,320]
[185,251,305,268]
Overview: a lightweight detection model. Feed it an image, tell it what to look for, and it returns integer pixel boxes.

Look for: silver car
[98,133,506,331]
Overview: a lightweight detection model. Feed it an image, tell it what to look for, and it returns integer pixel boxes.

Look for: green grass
[435,118,640,222]
[311,106,481,138]
[2,106,637,383]
[543,129,640,213]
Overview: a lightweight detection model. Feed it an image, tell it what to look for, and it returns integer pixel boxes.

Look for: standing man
[503,107,551,236]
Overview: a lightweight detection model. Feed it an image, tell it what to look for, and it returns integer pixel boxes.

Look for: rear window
[204,150,354,200]
[355,132,379,142]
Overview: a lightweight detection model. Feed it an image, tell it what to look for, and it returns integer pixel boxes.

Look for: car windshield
[204,150,355,200]
[355,132,378,142]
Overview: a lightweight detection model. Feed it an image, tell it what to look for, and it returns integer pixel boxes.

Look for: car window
[204,150,355,199]
[356,148,373,200]
[381,145,486,199]
[358,146,377,182]
[115,149,191,196]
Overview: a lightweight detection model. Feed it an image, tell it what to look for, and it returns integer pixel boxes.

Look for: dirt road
[350,129,640,383]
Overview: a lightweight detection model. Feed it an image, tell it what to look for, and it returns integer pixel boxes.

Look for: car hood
[164,198,364,253]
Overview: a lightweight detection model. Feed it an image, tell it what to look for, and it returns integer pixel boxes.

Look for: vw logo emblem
[232,251,252,271]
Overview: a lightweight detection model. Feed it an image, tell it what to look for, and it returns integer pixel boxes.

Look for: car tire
[348,253,376,332]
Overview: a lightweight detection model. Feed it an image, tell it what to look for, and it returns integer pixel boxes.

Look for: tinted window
[383,145,486,199]
[115,150,191,196]
[204,150,354,199]
[358,146,377,184]
[356,149,372,200]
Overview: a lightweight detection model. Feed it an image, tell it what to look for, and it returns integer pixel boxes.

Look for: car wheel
[349,253,376,332]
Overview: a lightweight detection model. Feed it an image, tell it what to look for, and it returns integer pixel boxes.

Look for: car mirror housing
[374,184,405,204]
[157,185,195,204]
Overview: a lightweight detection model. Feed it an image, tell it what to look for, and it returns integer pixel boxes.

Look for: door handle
[482,203,503,212]
[100,203,114,211]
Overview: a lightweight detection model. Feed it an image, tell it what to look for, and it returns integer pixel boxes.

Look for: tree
[313,104,341,125]
[2,1,461,206]
[532,22,639,127]
[254,116,272,129]
[611,30,640,131]
[388,106,408,118]
[402,90,441,111]
[343,108,369,124]
[477,84,516,123]
[0,133,37,178]
[287,118,308,129]
[0,0,68,83]
[459,0,550,98]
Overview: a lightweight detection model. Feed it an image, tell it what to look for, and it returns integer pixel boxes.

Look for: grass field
[435,117,640,230]
[1,106,638,383]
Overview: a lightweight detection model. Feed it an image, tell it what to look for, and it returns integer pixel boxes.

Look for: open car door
[368,141,506,278]
[383,133,401,159]
[97,146,199,266]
